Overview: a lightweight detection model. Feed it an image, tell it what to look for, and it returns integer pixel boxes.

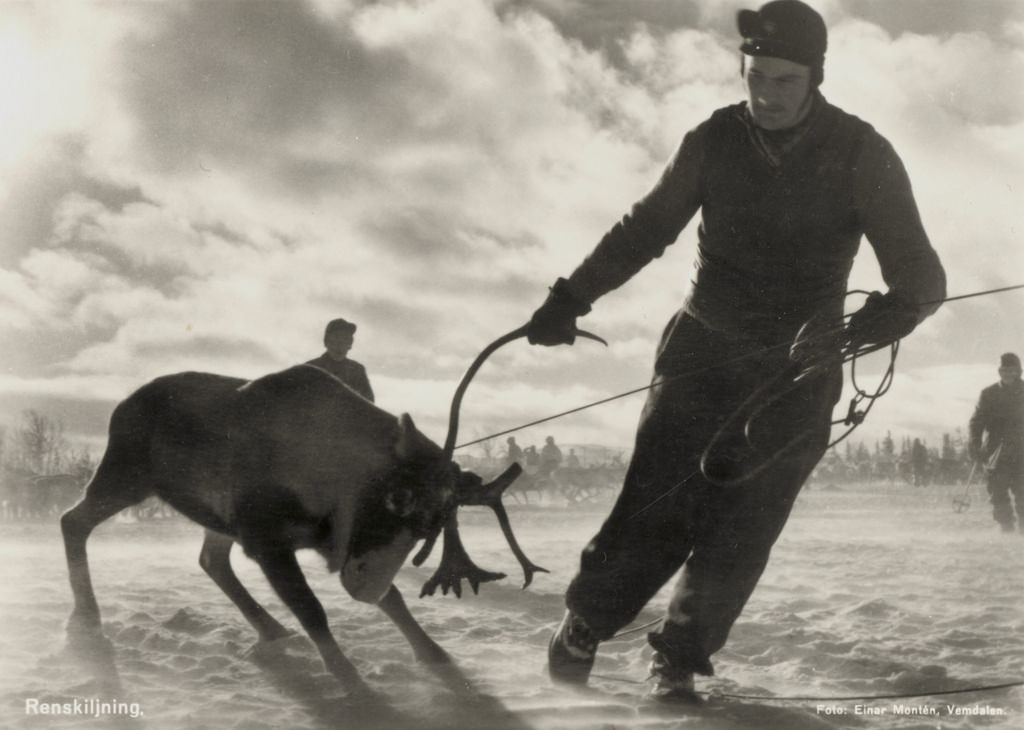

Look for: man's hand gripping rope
[790,290,919,380]
[701,290,915,487]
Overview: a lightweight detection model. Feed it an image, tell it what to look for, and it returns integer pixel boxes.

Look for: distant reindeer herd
[3,448,967,522]
[1,468,84,520]
[0,466,175,522]
[1,458,626,522]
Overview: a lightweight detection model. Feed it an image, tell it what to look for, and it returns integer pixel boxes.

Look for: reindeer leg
[61,467,151,634]
[199,531,290,642]
[254,547,370,694]
[377,585,450,663]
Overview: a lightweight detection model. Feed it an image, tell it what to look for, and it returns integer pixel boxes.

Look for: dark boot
[645,650,701,704]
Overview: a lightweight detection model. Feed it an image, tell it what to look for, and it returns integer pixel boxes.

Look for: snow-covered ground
[1,479,1021,729]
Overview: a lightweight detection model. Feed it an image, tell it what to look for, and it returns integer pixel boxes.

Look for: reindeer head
[340,413,464,602]
[345,327,550,602]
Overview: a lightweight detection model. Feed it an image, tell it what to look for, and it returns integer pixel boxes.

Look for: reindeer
[61,362,543,696]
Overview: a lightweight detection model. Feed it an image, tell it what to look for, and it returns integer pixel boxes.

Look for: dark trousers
[565,312,841,675]
[987,458,1024,529]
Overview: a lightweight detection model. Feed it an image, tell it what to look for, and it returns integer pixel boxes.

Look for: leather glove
[846,291,919,350]
[527,278,591,345]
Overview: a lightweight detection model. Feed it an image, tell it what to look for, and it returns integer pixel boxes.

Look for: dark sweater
[970,380,1024,466]
[567,94,946,340]
[305,353,374,402]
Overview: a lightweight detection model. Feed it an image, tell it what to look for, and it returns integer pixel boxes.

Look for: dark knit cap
[325,318,356,336]
[738,0,827,68]
[1000,352,1021,369]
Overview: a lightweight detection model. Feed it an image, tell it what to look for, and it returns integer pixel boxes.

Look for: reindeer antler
[417,323,603,597]
[441,323,607,461]
[455,463,549,588]
[418,514,506,598]
[441,325,528,461]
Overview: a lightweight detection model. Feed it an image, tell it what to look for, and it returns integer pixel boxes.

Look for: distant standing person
[506,436,524,467]
[540,436,563,478]
[306,318,374,402]
[910,438,929,487]
[968,353,1024,532]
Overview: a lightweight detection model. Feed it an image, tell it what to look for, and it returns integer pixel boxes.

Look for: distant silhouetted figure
[540,436,563,478]
[505,436,523,467]
[307,318,374,402]
[910,438,928,487]
[969,352,1024,532]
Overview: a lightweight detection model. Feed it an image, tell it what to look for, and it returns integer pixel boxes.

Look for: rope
[609,618,663,640]
[588,671,1024,703]
[598,615,1024,700]
[455,283,1024,451]
[521,285,1024,705]
[925,283,1024,306]
[455,341,795,449]
[455,382,658,449]
[710,681,1024,703]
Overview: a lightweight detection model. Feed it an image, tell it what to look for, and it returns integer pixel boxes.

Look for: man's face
[999,365,1021,385]
[326,330,354,359]
[743,54,813,131]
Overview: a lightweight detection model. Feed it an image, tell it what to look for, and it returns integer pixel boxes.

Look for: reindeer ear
[395,413,418,460]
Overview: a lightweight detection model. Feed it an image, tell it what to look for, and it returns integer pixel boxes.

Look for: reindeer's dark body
[61,365,466,694]
[98,368,400,559]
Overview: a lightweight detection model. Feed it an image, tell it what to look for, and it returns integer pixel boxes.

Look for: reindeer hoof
[258,623,295,643]
[66,609,101,635]
[65,619,114,661]
[344,682,385,710]
[245,632,303,662]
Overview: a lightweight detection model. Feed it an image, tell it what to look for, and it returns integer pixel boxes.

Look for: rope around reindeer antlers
[454,283,1024,451]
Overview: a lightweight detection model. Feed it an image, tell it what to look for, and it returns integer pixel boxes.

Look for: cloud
[0,0,1021,460]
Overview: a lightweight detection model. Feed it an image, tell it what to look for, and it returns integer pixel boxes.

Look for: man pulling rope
[525,0,946,702]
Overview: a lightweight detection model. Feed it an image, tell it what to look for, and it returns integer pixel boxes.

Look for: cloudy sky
[1,0,1022,463]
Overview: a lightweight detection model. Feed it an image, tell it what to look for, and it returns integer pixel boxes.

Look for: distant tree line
[0,409,97,479]
[812,429,972,486]
[1,410,99,520]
